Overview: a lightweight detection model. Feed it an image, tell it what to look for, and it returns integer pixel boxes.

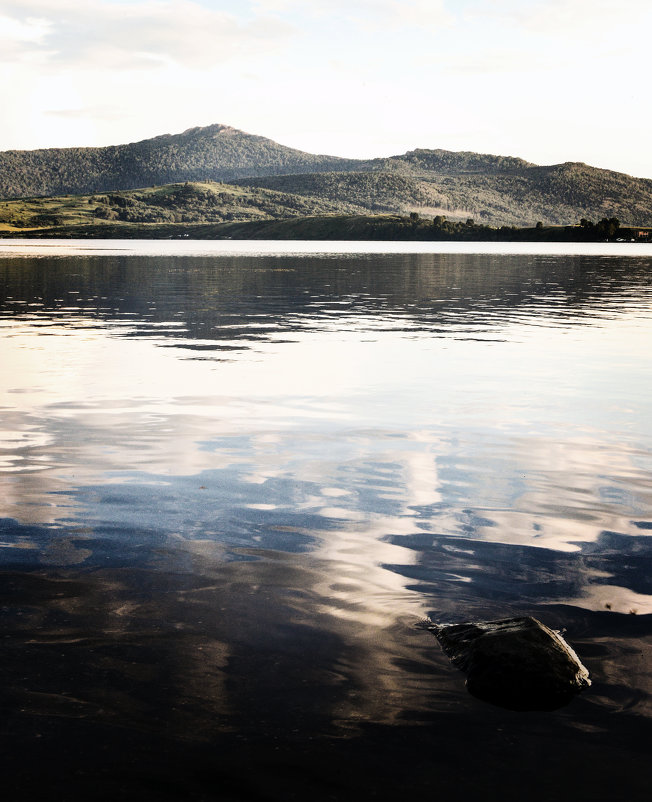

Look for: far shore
[2,214,651,243]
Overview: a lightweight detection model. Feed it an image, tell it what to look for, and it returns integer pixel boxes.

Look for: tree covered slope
[0,124,354,199]
[234,161,652,227]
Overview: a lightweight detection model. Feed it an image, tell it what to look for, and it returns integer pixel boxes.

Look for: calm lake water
[1,240,651,801]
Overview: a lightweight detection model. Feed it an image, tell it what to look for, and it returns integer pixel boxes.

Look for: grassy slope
[0,181,365,233]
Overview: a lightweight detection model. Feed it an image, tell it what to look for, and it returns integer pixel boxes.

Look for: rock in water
[422,616,591,711]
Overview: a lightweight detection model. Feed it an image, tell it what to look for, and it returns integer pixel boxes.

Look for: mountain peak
[178,123,241,138]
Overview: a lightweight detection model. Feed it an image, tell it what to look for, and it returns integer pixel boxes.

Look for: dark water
[1,244,651,800]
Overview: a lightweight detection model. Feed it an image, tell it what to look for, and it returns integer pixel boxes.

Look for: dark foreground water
[1,242,651,801]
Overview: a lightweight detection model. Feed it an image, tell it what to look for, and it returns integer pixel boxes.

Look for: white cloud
[45,105,126,121]
[0,0,295,69]
[254,0,452,29]
[0,14,50,42]
[0,14,52,60]
[478,0,652,35]
[427,0,652,87]
[520,0,651,29]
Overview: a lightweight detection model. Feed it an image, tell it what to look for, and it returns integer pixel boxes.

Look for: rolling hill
[0,181,363,232]
[1,124,651,227]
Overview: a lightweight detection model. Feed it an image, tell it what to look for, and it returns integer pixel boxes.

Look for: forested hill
[0,124,354,199]
[1,123,651,226]
[367,148,535,174]
[236,162,652,227]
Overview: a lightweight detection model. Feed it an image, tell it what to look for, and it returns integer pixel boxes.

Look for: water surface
[1,242,651,800]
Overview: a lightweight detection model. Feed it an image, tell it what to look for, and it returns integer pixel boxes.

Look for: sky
[1,0,651,177]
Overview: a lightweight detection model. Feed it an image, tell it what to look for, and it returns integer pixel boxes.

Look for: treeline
[352,213,649,242]
[4,211,650,242]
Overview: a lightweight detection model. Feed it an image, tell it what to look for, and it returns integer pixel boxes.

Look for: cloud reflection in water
[1,250,652,743]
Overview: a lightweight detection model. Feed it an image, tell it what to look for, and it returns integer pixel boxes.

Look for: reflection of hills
[2,254,652,351]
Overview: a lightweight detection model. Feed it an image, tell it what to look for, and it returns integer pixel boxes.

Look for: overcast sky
[1,0,650,177]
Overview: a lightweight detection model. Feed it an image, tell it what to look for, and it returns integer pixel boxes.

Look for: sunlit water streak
[1,243,651,800]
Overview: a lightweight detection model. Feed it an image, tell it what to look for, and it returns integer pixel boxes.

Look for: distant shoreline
[2,214,651,243]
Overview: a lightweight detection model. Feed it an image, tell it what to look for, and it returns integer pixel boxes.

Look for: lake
[1,240,651,801]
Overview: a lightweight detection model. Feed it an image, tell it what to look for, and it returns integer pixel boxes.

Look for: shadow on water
[1,551,651,801]
[1,250,652,800]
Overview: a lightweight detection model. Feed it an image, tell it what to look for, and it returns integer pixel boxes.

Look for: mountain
[0,124,355,199]
[1,124,651,226]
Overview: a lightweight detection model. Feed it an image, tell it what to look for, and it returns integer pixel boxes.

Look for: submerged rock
[421,616,591,711]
